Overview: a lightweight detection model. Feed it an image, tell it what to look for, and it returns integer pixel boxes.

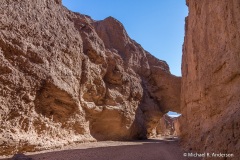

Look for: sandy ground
[0,138,200,160]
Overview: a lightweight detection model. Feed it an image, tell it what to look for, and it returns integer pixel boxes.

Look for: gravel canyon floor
[0,138,195,160]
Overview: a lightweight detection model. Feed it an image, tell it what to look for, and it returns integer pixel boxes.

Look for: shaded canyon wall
[180,0,240,158]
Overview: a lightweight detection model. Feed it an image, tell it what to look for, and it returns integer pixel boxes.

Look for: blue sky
[62,0,188,76]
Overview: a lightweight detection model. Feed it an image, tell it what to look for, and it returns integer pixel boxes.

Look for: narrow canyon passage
[1,0,240,159]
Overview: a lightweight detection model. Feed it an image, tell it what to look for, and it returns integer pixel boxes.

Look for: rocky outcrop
[180,0,240,159]
[156,115,176,137]
[173,117,181,136]
[149,115,176,138]
[0,0,180,155]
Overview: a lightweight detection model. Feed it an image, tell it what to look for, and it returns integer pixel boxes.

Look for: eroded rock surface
[180,0,240,159]
[0,0,180,155]
[149,114,177,138]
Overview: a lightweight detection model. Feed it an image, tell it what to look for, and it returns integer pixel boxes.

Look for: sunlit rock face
[180,0,240,158]
[0,0,180,155]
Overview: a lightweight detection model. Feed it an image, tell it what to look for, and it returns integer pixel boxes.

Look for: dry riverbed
[0,137,198,160]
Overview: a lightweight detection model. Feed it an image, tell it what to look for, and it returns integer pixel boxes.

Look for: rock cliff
[0,0,180,155]
[149,114,177,138]
[180,0,240,158]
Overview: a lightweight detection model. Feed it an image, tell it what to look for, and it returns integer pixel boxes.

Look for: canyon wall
[180,0,240,158]
[0,0,180,155]
[150,115,176,138]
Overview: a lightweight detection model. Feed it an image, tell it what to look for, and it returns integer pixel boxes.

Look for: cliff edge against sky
[0,0,180,155]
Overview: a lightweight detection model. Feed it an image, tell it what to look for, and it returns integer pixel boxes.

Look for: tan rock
[93,16,181,138]
[180,0,240,159]
[149,115,176,138]
[0,0,181,155]
[173,117,181,136]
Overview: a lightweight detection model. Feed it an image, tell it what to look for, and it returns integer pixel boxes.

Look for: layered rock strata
[180,0,240,158]
[0,0,180,155]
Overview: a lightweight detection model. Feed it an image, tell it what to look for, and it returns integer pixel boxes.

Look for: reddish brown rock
[180,0,240,159]
[173,117,181,136]
[156,115,176,137]
[149,115,177,138]
[93,17,181,138]
[0,0,180,155]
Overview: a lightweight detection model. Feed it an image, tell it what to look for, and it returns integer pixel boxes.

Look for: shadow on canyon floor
[1,139,200,160]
